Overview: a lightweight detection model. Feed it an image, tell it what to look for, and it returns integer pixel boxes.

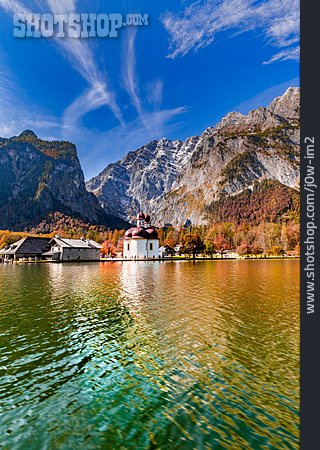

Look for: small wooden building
[1,237,51,261]
[43,237,102,261]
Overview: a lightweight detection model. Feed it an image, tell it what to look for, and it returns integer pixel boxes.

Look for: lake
[0,260,299,449]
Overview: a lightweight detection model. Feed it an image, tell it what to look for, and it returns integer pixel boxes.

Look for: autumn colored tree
[204,227,216,256]
[251,243,263,255]
[205,241,215,257]
[115,238,123,255]
[283,223,300,251]
[267,245,285,256]
[164,230,179,255]
[264,223,282,252]
[180,233,205,258]
[236,242,252,256]
[101,240,117,257]
[293,243,300,256]
[157,228,165,246]
[112,229,119,245]
[213,235,231,255]
[255,223,267,253]
[0,231,25,249]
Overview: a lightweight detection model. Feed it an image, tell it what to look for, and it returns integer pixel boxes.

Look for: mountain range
[87,87,300,226]
[0,87,300,231]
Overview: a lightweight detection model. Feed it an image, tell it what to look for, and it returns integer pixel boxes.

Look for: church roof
[124,226,158,239]
[132,226,147,238]
[137,211,145,220]
[145,227,158,239]
[124,211,158,239]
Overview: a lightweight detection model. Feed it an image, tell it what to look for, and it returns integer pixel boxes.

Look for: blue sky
[0,0,299,179]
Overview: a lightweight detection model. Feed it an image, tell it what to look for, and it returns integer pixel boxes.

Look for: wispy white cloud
[0,0,123,126]
[47,0,75,14]
[0,50,187,179]
[61,20,185,165]
[0,0,187,178]
[59,37,124,130]
[256,0,299,47]
[122,26,143,118]
[62,81,120,130]
[146,79,163,109]
[46,0,123,126]
[263,47,300,65]
[0,0,31,14]
[121,27,171,134]
[162,0,299,64]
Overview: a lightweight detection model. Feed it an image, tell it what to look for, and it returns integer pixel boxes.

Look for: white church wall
[123,239,132,258]
[146,239,159,258]
[123,238,159,259]
[123,239,144,259]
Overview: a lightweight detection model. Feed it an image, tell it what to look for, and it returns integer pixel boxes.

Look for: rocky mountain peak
[267,87,300,120]
[218,111,245,128]
[87,87,300,226]
[18,129,38,139]
[0,132,128,230]
[214,105,288,136]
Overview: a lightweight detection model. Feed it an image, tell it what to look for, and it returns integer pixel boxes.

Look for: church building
[123,212,159,259]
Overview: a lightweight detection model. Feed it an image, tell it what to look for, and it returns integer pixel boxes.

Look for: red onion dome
[145,227,158,239]
[137,211,145,220]
[132,227,147,238]
[145,214,151,223]
[124,227,135,237]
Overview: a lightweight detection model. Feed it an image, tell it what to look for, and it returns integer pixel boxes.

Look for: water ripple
[0,260,299,449]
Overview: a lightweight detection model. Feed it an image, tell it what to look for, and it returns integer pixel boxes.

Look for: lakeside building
[0,237,51,262]
[0,236,102,262]
[43,237,102,261]
[123,212,159,259]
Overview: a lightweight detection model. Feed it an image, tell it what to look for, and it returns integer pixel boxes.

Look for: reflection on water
[0,260,299,449]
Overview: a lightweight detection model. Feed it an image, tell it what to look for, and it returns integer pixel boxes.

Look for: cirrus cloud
[162,0,299,64]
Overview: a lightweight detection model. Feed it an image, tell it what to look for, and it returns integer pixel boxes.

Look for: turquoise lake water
[0,260,299,449]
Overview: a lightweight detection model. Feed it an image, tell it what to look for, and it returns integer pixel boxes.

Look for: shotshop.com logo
[13,13,149,38]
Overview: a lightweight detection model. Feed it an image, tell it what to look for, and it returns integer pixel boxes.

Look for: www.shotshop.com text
[303,137,316,314]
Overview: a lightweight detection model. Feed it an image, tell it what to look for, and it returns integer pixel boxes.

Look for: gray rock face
[0,131,127,230]
[267,87,300,120]
[86,136,199,222]
[87,87,300,226]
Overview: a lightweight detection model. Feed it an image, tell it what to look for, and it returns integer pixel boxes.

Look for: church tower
[123,212,159,259]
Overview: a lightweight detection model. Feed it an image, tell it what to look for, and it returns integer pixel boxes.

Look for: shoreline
[1,255,300,264]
